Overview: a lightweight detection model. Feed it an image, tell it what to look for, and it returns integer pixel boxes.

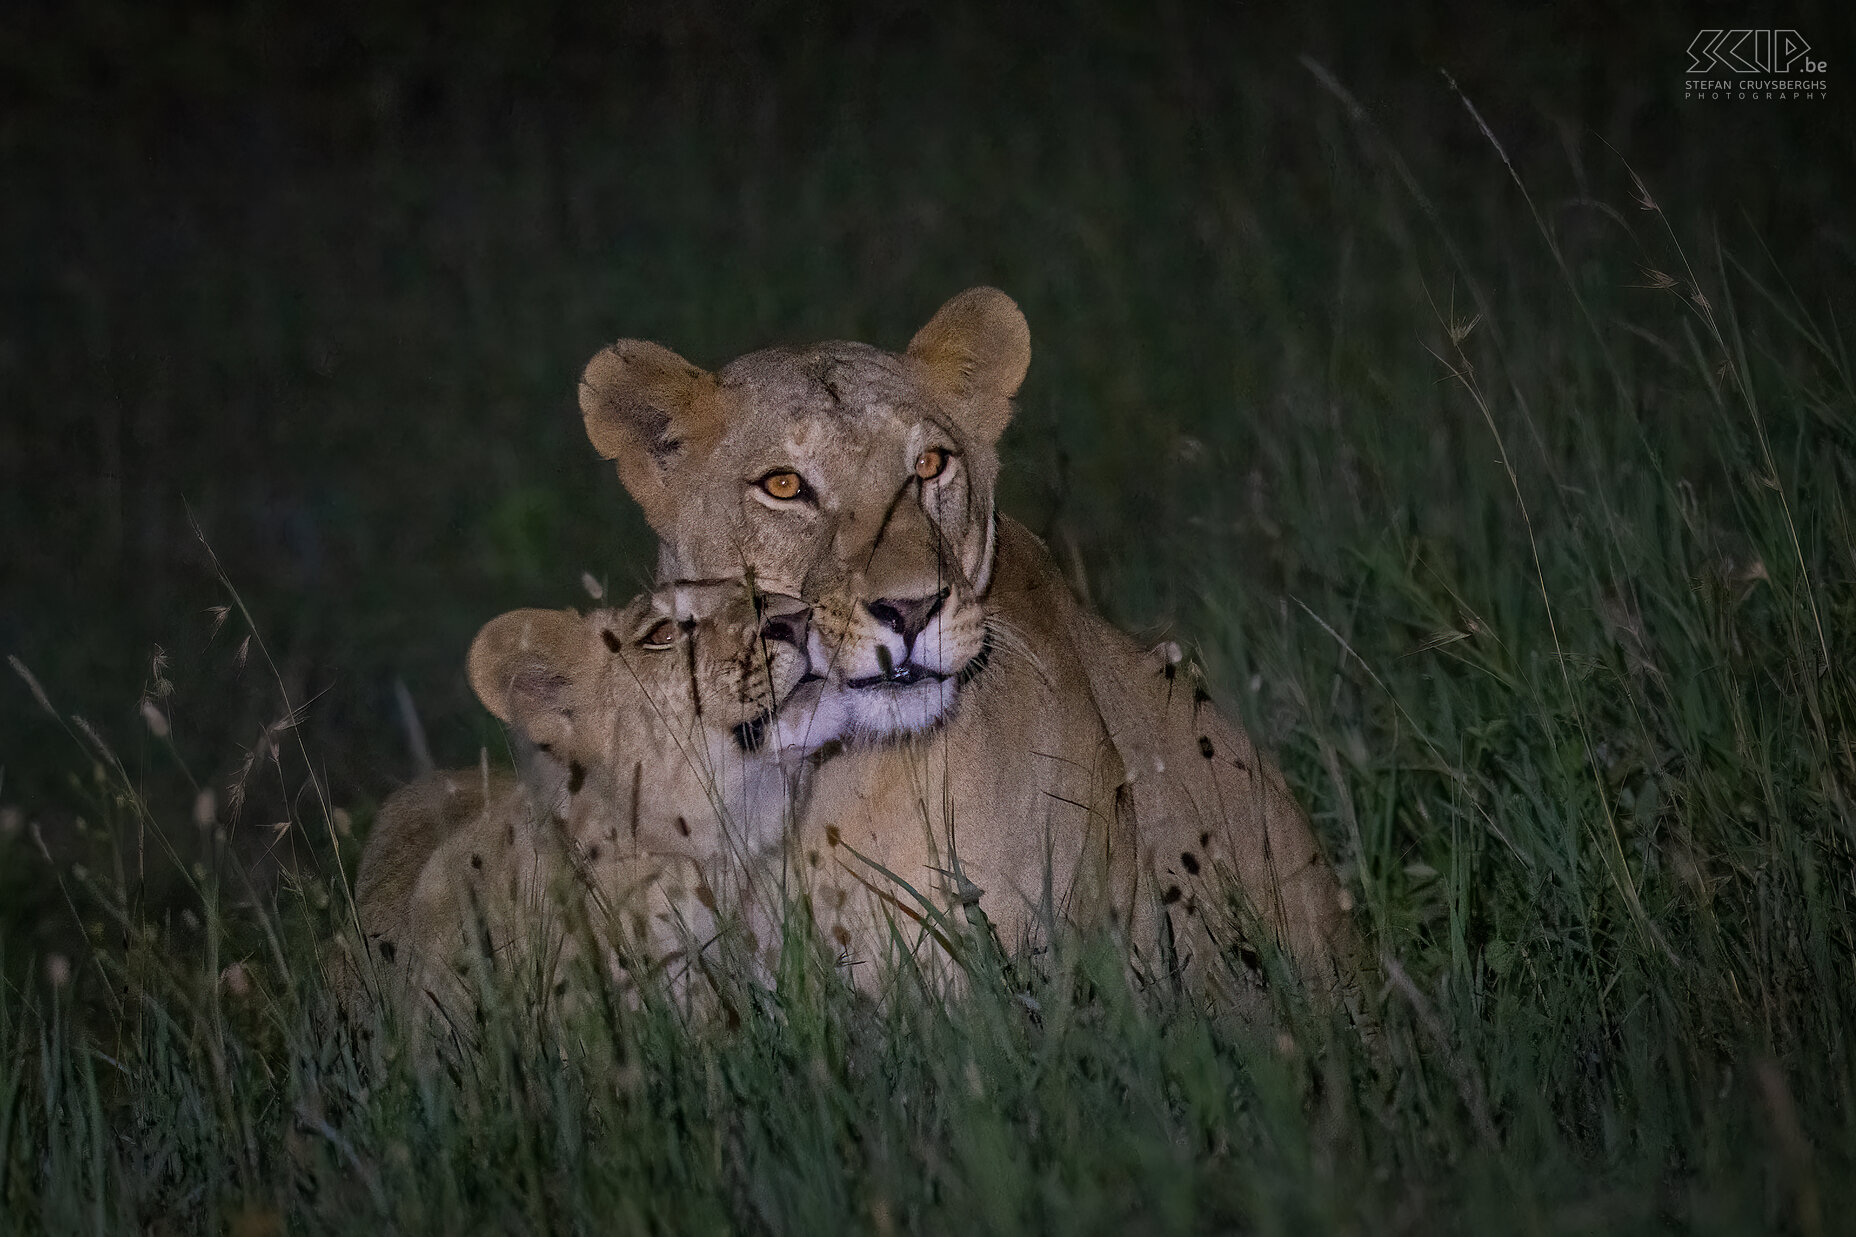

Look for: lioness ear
[905,287,1030,447]
[579,340,722,534]
[468,608,587,751]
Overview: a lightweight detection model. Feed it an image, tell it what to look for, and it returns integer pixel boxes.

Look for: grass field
[3,5,1853,1233]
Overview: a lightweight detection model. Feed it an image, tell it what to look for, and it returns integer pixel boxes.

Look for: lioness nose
[864,588,948,644]
[758,602,810,648]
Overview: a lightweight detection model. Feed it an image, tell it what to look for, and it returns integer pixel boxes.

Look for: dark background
[2,0,1849,814]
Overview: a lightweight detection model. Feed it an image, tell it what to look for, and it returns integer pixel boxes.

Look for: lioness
[576,289,1360,1005]
[345,582,818,1030]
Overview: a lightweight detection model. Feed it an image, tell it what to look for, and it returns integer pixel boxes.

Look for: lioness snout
[864,588,949,644]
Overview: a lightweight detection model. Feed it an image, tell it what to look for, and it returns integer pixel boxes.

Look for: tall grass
[4,11,1854,1233]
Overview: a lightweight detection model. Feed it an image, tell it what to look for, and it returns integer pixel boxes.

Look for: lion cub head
[467,581,823,861]
[578,288,1030,740]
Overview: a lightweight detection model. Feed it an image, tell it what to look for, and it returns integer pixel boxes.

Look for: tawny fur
[341,587,816,1037]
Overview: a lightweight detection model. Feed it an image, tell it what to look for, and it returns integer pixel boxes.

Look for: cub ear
[905,286,1031,447]
[579,339,722,534]
[468,608,588,752]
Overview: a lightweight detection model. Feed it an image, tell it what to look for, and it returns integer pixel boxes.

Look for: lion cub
[346,582,821,1031]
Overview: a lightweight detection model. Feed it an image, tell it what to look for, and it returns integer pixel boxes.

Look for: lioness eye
[914,448,949,481]
[640,619,677,650]
[757,470,807,501]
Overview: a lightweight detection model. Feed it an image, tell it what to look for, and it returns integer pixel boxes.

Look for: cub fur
[344,584,817,1033]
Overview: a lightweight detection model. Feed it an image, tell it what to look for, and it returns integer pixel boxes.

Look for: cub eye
[914,448,950,481]
[757,470,807,501]
[640,619,678,650]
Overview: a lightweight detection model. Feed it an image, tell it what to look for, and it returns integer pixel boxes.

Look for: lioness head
[467,582,820,853]
[579,288,1030,739]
